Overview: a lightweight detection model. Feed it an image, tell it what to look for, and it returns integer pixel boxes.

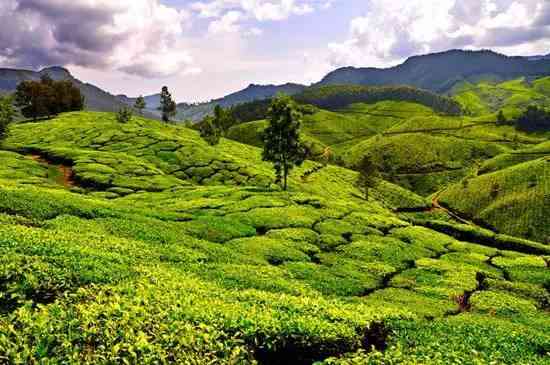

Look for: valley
[0,50,548,364]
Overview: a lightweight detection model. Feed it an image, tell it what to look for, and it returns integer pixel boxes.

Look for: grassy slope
[438,157,550,242]
[0,112,548,364]
[453,77,550,118]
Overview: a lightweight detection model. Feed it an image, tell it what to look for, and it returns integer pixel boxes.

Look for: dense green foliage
[14,74,84,120]
[262,95,306,190]
[294,85,463,116]
[0,98,548,362]
[516,105,550,132]
[0,96,15,141]
[439,157,550,242]
[116,106,133,124]
[160,86,177,122]
[134,95,146,115]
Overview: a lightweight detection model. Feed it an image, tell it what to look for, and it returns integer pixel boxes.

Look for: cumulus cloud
[328,0,550,68]
[192,0,323,35]
[0,0,198,77]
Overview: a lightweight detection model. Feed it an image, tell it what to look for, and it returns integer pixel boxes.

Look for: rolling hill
[0,67,133,114]
[318,50,550,94]
[0,110,548,364]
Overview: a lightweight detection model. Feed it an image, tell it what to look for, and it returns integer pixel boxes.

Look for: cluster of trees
[293,85,463,116]
[14,75,84,120]
[199,105,236,145]
[515,106,550,132]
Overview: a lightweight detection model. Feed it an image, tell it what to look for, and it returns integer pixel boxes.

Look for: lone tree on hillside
[0,96,15,142]
[160,86,177,122]
[199,115,221,145]
[14,74,84,120]
[356,155,380,201]
[134,96,146,115]
[116,106,133,124]
[213,104,235,134]
[261,94,306,190]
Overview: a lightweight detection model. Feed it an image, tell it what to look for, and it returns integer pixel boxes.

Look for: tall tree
[261,94,305,191]
[0,96,15,142]
[134,96,146,115]
[160,86,176,122]
[356,155,380,201]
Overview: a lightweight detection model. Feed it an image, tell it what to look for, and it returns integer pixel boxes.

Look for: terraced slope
[453,77,550,117]
[438,157,550,243]
[0,112,548,364]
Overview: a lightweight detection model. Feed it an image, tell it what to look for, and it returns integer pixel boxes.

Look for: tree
[14,76,84,120]
[199,115,221,145]
[160,86,177,122]
[496,110,507,125]
[134,96,146,115]
[261,94,306,190]
[0,96,15,142]
[213,104,235,133]
[356,155,380,201]
[116,106,133,124]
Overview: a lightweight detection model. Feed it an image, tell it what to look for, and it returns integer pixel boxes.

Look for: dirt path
[430,189,473,225]
[30,154,75,188]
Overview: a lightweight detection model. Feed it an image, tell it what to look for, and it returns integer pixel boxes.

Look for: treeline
[14,75,84,120]
[293,85,463,116]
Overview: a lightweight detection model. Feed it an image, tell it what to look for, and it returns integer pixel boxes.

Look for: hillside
[319,50,550,93]
[178,83,306,122]
[0,111,548,363]
[0,67,139,115]
[438,155,550,243]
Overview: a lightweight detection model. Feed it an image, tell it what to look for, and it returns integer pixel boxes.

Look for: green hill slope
[0,112,548,364]
[438,157,550,243]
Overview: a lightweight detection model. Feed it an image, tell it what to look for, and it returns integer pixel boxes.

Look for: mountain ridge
[318,49,550,93]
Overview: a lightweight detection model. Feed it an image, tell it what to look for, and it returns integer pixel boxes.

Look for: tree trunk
[283,165,288,191]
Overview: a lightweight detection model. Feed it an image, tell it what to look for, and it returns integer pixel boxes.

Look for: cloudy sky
[1,0,549,101]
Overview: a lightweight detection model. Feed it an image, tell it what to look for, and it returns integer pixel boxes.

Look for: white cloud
[0,0,199,78]
[192,0,322,36]
[327,0,550,68]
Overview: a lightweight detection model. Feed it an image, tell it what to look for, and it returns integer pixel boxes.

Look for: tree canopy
[261,94,306,190]
[160,87,177,122]
[14,75,84,120]
[134,96,146,115]
[356,155,380,201]
[516,105,550,132]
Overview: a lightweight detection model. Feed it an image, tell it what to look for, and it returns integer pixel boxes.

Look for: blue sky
[1,0,549,101]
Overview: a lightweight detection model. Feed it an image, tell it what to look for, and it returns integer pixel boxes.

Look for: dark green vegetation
[0,109,548,363]
[294,85,462,116]
[14,74,84,120]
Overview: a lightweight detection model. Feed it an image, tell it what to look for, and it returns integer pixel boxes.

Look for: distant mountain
[177,83,307,122]
[318,50,550,93]
[527,54,550,61]
[0,66,159,119]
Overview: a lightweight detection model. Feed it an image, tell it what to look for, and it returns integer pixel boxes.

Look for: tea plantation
[0,110,548,364]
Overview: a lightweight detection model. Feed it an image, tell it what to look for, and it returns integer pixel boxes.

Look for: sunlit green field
[0,111,548,364]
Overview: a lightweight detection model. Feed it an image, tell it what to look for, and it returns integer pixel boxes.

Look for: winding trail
[30,154,75,188]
